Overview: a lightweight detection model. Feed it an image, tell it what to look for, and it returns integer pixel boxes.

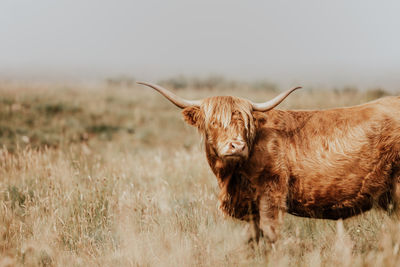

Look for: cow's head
[137,82,300,163]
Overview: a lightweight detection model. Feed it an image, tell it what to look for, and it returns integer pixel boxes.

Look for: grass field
[1,80,400,266]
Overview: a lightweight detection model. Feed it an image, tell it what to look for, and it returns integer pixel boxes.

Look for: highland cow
[138,82,400,243]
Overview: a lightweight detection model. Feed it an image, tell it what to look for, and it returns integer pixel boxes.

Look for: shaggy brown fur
[182,95,400,243]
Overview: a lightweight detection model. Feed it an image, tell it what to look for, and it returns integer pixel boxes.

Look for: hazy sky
[1,0,400,89]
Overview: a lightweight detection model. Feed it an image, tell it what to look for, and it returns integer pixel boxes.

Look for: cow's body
[138,81,400,243]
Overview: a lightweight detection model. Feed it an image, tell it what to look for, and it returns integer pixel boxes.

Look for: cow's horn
[251,86,302,111]
[137,82,201,109]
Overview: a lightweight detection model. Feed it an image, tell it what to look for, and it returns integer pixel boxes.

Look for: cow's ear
[182,106,203,128]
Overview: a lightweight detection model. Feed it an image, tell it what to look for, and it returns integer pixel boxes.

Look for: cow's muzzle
[220,140,248,159]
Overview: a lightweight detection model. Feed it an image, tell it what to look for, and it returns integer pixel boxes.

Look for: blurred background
[1,0,400,90]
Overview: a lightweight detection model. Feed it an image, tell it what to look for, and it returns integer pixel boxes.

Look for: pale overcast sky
[1,0,400,90]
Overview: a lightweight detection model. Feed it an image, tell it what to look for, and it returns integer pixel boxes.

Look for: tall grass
[0,81,399,266]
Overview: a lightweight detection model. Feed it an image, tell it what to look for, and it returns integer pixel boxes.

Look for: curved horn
[251,86,302,111]
[137,82,201,109]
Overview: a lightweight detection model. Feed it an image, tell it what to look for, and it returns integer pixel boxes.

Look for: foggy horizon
[1,0,400,90]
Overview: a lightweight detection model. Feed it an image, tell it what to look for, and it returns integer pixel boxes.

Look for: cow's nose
[230,141,246,152]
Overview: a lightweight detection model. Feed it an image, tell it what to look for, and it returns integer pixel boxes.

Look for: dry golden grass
[0,81,399,266]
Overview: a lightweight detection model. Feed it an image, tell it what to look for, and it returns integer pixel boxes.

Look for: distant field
[0,81,399,266]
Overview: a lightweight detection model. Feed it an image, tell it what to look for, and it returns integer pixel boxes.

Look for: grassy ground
[0,81,399,266]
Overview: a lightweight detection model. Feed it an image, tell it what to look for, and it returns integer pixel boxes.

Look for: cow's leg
[390,169,400,216]
[378,166,400,216]
[258,182,286,243]
[378,190,395,214]
[393,182,400,216]
[245,217,261,247]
